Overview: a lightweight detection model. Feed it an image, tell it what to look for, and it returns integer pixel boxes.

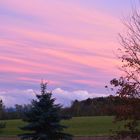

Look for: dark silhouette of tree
[110,8,140,139]
[0,99,6,130]
[0,99,5,120]
[15,104,24,119]
[19,82,72,140]
[110,78,140,139]
[61,96,126,117]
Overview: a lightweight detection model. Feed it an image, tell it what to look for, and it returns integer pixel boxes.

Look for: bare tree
[110,7,140,140]
[119,8,140,96]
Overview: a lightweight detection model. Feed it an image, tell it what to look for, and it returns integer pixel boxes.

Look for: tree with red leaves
[110,9,140,140]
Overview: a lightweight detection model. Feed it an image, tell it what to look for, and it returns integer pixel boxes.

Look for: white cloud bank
[0,88,108,107]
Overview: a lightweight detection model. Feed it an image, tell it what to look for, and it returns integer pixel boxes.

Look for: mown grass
[62,116,125,136]
[0,116,129,136]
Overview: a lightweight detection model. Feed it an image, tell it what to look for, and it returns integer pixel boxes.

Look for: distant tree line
[61,96,140,117]
[1,96,139,120]
[0,100,32,120]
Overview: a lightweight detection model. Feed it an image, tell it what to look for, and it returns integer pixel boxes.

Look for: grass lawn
[62,116,124,136]
[0,116,127,136]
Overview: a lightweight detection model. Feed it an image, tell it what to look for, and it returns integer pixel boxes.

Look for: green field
[0,116,126,136]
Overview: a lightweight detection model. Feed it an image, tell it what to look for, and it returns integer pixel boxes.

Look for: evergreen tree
[19,82,72,140]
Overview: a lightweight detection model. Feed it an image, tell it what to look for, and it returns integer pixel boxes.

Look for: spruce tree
[19,82,72,140]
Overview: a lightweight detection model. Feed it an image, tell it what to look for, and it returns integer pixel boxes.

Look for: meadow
[0,116,126,137]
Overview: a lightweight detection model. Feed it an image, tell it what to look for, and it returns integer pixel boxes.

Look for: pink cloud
[0,0,124,96]
[1,0,122,30]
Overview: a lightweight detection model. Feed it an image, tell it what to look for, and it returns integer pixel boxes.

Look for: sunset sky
[0,0,137,106]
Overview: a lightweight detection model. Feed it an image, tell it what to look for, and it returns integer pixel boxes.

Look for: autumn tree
[110,8,140,139]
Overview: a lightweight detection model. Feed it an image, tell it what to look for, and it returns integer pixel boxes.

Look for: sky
[0,0,137,107]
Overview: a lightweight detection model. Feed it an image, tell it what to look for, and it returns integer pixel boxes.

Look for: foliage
[110,78,140,139]
[110,9,140,139]
[61,96,131,117]
[0,96,133,119]
[0,96,137,119]
[19,82,72,140]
